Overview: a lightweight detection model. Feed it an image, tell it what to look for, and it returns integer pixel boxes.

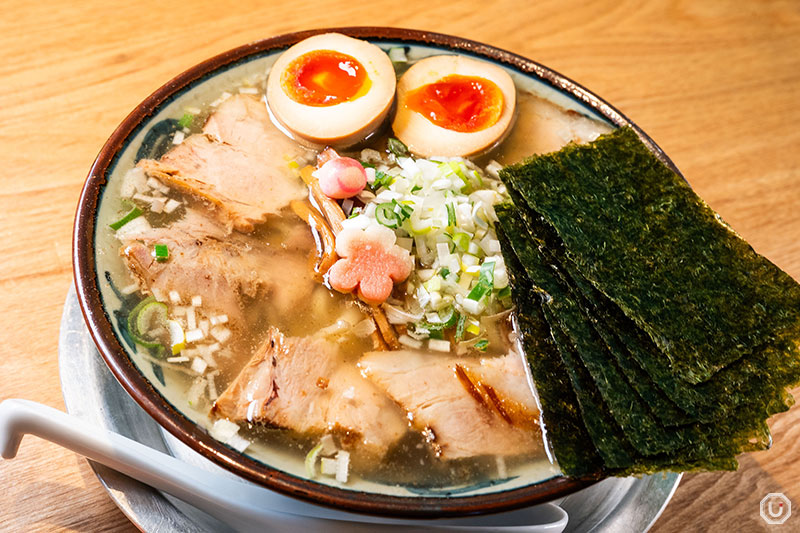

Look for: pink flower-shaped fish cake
[327,225,413,304]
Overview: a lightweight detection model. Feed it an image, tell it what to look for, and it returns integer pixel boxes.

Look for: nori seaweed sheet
[500,126,800,385]
[496,207,770,467]
[520,207,776,450]
[512,200,789,429]
[526,197,796,423]
[506,195,694,427]
[544,311,637,469]
[500,130,800,424]
[545,311,739,475]
[497,206,694,455]
[608,300,798,422]
[502,230,739,474]
[501,233,605,477]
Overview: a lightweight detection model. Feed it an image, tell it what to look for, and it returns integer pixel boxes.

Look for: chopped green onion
[360,161,375,168]
[387,137,409,158]
[127,297,164,350]
[375,202,399,228]
[452,231,471,252]
[418,309,459,334]
[428,329,444,340]
[446,203,456,227]
[497,286,512,300]
[154,243,169,262]
[479,261,495,284]
[455,314,467,341]
[392,199,413,221]
[467,282,491,302]
[348,211,361,219]
[368,169,394,191]
[441,232,456,253]
[424,275,442,292]
[440,161,471,191]
[136,300,168,338]
[474,339,489,351]
[409,218,434,235]
[449,161,468,181]
[467,261,495,301]
[352,147,512,327]
[466,322,481,336]
[305,442,324,478]
[442,309,460,328]
[109,206,143,230]
[177,112,194,129]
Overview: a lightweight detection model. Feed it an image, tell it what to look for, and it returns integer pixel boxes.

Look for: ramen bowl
[73,27,677,517]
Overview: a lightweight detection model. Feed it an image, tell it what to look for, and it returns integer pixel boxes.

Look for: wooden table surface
[2,1,800,531]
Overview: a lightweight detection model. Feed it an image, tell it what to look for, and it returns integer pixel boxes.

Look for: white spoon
[0,398,568,533]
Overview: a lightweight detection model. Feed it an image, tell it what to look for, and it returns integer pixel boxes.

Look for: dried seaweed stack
[497,127,800,477]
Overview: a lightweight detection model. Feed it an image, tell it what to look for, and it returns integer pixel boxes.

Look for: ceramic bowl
[73,27,679,517]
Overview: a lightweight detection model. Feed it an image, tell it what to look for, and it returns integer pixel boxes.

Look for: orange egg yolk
[281,50,371,107]
[405,74,504,133]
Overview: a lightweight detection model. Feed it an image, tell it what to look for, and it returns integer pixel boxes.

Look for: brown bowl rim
[73,26,677,518]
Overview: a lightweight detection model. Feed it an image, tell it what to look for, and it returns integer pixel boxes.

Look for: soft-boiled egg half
[266,33,396,148]
[392,55,516,158]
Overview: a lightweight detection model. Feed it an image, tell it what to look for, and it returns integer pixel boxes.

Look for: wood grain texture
[1,0,799,531]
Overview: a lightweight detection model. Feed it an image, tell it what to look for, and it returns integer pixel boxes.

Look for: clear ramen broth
[95,42,611,494]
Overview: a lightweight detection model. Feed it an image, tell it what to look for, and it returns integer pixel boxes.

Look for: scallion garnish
[446,203,456,227]
[387,137,409,158]
[177,112,194,129]
[479,261,495,283]
[466,282,491,302]
[392,199,413,221]
[154,243,169,262]
[418,309,459,334]
[109,206,143,231]
[368,170,394,191]
[439,266,450,279]
[452,231,470,252]
[375,199,414,228]
[467,261,495,301]
[127,297,164,350]
[305,442,324,478]
[474,339,489,351]
[497,286,512,300]
[375,202,399,228]
[455,314,467,341]
[440,161,472,192]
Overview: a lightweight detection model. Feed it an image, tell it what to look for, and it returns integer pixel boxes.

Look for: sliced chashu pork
[138,95,313,233]
[203,93,313,160]
[359,350,542,460]
[213,328,407,457]
[118,209,314,324]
